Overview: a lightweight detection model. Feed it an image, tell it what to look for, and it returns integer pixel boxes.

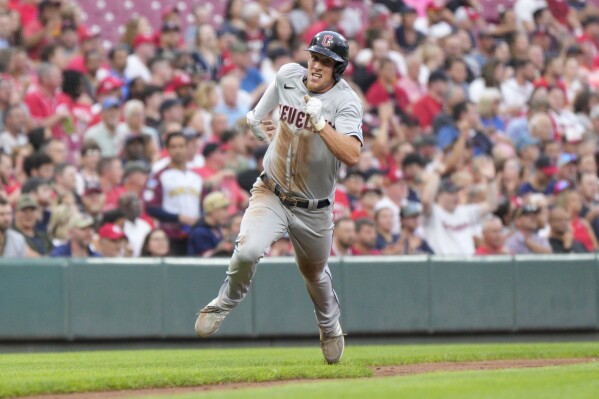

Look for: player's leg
[195,182,288,337]
[288,207,344,363]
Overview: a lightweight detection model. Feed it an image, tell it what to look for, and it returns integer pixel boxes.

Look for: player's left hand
[304,95,326,131]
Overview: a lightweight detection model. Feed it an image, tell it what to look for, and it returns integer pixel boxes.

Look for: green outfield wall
[0,255,597,340]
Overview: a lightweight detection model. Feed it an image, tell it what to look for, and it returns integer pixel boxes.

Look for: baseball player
[195,31,363,364]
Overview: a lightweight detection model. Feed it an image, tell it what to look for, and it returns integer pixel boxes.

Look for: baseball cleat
[320,322,344,364]
[195,304,230,338]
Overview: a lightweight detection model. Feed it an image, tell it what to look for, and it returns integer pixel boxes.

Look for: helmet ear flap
[334,60,348,81]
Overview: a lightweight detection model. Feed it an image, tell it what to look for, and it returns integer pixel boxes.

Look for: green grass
[1,342,599,398]
[142,362,599,399]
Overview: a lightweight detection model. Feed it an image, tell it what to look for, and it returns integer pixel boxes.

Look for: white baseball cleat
[195,304,230,338]
[320,322,345,364]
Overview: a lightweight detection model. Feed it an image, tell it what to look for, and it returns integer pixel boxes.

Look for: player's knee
[235,245,264,264]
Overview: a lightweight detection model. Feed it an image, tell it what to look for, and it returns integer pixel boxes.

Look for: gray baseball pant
[212,180,340,332]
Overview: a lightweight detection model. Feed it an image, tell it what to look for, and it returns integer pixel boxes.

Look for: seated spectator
[23,152,54,180]
[47,204,76,247]
[351,185,382,221]
[267,235,293,257]
[505,204,552,254]
[140,228,170,257]
[475,217,511,255]
[188,191,232,257]
[410,70,447,132]
[50,213,100,257]
[331,217,356,257]
[0,197,30,258]
[13,195,53,256]
[559,190,598,252]
[0,105,28,155]
[351,218,382,255]
[98,156,125,211]
[119,192,152,257]
[96,223,130,257]
[548,206,588,253]
[396,202,434,255]
[81,182,106,229]
[374,206,399,251]
[21,177,53,233]
[518,155,557,196]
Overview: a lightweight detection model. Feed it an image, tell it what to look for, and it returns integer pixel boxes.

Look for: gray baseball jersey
[257,63,363,200]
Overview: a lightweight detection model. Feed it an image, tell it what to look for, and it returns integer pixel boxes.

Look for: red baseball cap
[326,0,344,11]
[97,76,123,96]
[98,223,127,241]
[171,73,193,90]
[161,5,181,20]
[79,26,101,43]
[132,33,155,49]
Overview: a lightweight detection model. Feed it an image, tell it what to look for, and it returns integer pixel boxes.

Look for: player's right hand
[247,110,270,142]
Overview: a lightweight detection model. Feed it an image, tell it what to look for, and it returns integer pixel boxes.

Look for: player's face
[307,52,335,93]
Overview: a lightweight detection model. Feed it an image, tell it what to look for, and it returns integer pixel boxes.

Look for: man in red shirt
[475,217,511,255]
[24,63,70,138]
[351,218,383,255]
[366,57,411,116]
[22,0,61,60]
[410,70,447,132]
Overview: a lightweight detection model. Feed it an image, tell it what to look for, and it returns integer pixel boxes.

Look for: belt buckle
[281,193,297,207]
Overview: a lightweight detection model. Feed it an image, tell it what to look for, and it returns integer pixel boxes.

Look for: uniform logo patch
[322,35,334,47]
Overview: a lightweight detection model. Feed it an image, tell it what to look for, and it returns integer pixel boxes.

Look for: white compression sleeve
[252,81,279,120]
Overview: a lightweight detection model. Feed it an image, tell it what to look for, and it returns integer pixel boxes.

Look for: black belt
[260,173,330,209]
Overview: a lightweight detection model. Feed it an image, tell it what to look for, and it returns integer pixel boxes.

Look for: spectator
[365,57,410,115]
[475,217,511,255]
[96,223,129,257]
[84,98,128,157]
[411,70,448,131]
[47,204,75,246]
[21,177,53,233]
[548,206,588,253]
[518,155,557,196]
[140,228,170,257]
[12,194,51,256]
[188,191,232,257]
[97,156,125,211]
[0,104,28,155]
[23,152,54,180]
[52,163,78,202]
[352,218,382,255]
[76,141,101,195]
[144,132,202,255]
[42,138,68,165]
[118,192,152,257]
[80,182,105,229]
[331,217,355,256]
[125,33,156,82]
[122,161,150,197]
[396,202,433,255]
[421,169,498,256]
[0,197,30,258]
[505,204,552,254]
[24,63,70,138]
[374,206,398,251]
[559,190,598,252]
[501,59,536,115]
[214,74,250,127]
[50,213,100,257]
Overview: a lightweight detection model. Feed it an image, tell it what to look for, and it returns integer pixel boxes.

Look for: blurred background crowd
[1,0,599,258]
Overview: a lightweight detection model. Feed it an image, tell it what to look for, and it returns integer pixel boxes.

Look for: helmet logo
[322,35,334,47]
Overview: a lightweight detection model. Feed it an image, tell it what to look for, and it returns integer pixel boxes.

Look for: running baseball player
[195,31,363,364]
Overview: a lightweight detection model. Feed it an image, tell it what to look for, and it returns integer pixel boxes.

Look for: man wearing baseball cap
[505,203,552,255]
[84,98,127,157]
[50,214,101,257]
[13,195,53,256]
[187,191,232,257]
[125,33,156,82]
[96,223,129,257]
[518,155,557,196]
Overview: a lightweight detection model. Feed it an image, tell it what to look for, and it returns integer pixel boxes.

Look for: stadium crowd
[1,0,599,258]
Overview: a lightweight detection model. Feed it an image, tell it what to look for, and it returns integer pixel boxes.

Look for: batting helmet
[307,31,349,81]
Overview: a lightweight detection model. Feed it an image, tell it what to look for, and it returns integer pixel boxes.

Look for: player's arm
[316,124,360,167]
[304,95,361,167]
[247,81,279,142]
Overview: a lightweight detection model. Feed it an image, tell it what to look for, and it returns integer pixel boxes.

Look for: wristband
[313,116,326,131]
